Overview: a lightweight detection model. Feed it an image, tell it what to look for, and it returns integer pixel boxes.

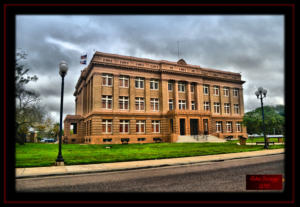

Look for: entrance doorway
[190,119,199,135]
[203,119,208,135]
[180,119,185,135]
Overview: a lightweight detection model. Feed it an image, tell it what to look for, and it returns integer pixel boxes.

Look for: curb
[16,152,284,179]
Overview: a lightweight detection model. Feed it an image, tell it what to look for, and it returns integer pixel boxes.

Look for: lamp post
[55,60,68,166]
[255,87,268,149]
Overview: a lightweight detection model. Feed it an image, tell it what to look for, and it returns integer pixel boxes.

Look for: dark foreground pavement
[16,154,284,192]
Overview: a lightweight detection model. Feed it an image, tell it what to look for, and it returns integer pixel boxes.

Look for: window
[178,82,185,92]
[120,120,129,133]
[179,100,186,110]
[102,95,112,109]
[168,99,173,110]
[168,81,173,91]
[102,119,112,133]
[216,121,222,132]
[223,87,229,96]
[103,138,112,142]
[135,97,144,111]
[214,103,220,113]
[135,77,144,89]
[102,74,113,86]
[233,88,239,97]
[204,102,210,111]
[191,101,196,110]
[151,98,159,111]
[119,76,129,88]
[136,120,145,133]
[214,86,220,96]
[138,138,146,141]
[224,103,230,114]
[150,79,159,90]
[226,122,232,132]
[190,83,195,92]
[203,85,209,95]
[119,96,129,110]
[236,122,242,132]
[234,104,240,114]
[152,120,160,133]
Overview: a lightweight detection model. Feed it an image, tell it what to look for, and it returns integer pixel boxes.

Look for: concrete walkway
[16,149,284,179]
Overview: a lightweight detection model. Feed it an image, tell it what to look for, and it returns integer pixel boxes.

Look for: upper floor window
[102,74,113,86]
[119,120,129,133]
[168,81,173,91]
[102,119,112,133]
[169,99,173,110]
[135,97,144,111]
[119,96,129,110]
[223,87,229,96]
[179,100,186,110]
[224,103,230,114]
[190,83,195,93]
[191,101,196,110]
[119,76,129,88]
[233,88,239,97]
[150,79,159,90]
[136,120,145,133]
[152,120,160,133]
[102,95,112,109]
[204,102,210,111]
[234,104,240,114]
[203,85,209,95]
[135,77,144,89]
[214,86,220,96]
[214,102,220,114]
[151,98,159,111]
[178,81,186,92]
[216,121,222,132]
[226,122,232,132]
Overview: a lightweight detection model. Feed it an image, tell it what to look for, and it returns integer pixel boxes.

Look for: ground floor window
[216,121,222,132]
[226,122,232,132]
[102,119,112,133]
[152,120,160,133]
[236,122,242,132]
[136,120,145,133]
[120,120,129,133]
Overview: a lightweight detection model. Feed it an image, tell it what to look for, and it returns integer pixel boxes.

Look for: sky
[16,15,284,123]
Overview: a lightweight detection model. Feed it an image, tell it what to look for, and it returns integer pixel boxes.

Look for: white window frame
[214,103,220,114]
[178,82,186,92]
[190,84,195,93]
[150,98,159,111]
[119,75,129,88]
[234,104,240,114]
[204,102,210,111]
[203,85,209,95]
[150,79,159,90]
[233,88,239,97]
[236,122,242,132]
[169,99,173,110]
[102,74,113,86]
[168,81,173,91]
[152,120,160,133]
[191,101,196,110]
[214,86,220,96]
[179,100,186,110]
[223,87,229,96]
[119,120,129,133]
[226,122,232,132]
[224,103,230,114]
[135,77,144,89]
[102,119,112,134]
[119,96,129,110]
[216,121,222,132]
[135,97,145,111]
[136,120,145,133]
[102,95,112,109]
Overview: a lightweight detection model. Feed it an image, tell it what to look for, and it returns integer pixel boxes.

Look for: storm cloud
[16,15,284,122]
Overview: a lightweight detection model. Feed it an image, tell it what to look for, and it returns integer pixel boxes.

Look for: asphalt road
[16,154,284,192]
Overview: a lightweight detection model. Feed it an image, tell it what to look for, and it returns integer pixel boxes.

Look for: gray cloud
[16,15,284,122]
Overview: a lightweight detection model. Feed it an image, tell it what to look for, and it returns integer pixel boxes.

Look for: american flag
[81,54,87,59]
[80,60,86,65]
[80,54,87,64]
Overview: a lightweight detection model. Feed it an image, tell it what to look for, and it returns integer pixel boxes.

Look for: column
[113,75,119,111]
[186,82,191,110]
[195,83,202,112]
[145,78,151,112]
[230,87,234,116]
[93,74,102,110]
[161,79,169,113]
[130,76,136,112]
[239,88,245,116]
[209,85,214,114]
[174,81,179,109]
[220,86,225,115]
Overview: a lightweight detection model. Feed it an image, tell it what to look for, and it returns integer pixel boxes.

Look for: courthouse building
[63,51,247,144]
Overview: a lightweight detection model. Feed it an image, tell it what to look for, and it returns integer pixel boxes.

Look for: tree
[243,105,285,135]
[15,50,44,144]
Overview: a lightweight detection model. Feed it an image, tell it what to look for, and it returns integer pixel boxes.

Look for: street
[16,154,284,192]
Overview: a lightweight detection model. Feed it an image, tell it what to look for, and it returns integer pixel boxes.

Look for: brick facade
[63,51,247,144]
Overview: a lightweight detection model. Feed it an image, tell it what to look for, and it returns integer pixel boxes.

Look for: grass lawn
[16,141,284,168]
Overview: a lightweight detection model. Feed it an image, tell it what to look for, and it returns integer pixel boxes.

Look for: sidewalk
[16,149,284,179]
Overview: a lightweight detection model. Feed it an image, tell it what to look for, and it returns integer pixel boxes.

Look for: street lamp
[255,87,268,149]
[55,61,68,165]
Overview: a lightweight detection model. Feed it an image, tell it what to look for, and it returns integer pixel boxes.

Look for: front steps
[176,135,227,143]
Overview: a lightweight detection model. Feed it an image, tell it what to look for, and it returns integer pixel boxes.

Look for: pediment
[177,59,187,65]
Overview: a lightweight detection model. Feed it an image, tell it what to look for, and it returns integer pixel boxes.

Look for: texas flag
[80,54,87,64]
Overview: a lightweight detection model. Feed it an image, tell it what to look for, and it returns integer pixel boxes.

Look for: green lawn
[16,141,284,168]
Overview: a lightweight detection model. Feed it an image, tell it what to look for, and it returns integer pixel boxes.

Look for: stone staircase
[176,135,227,143]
